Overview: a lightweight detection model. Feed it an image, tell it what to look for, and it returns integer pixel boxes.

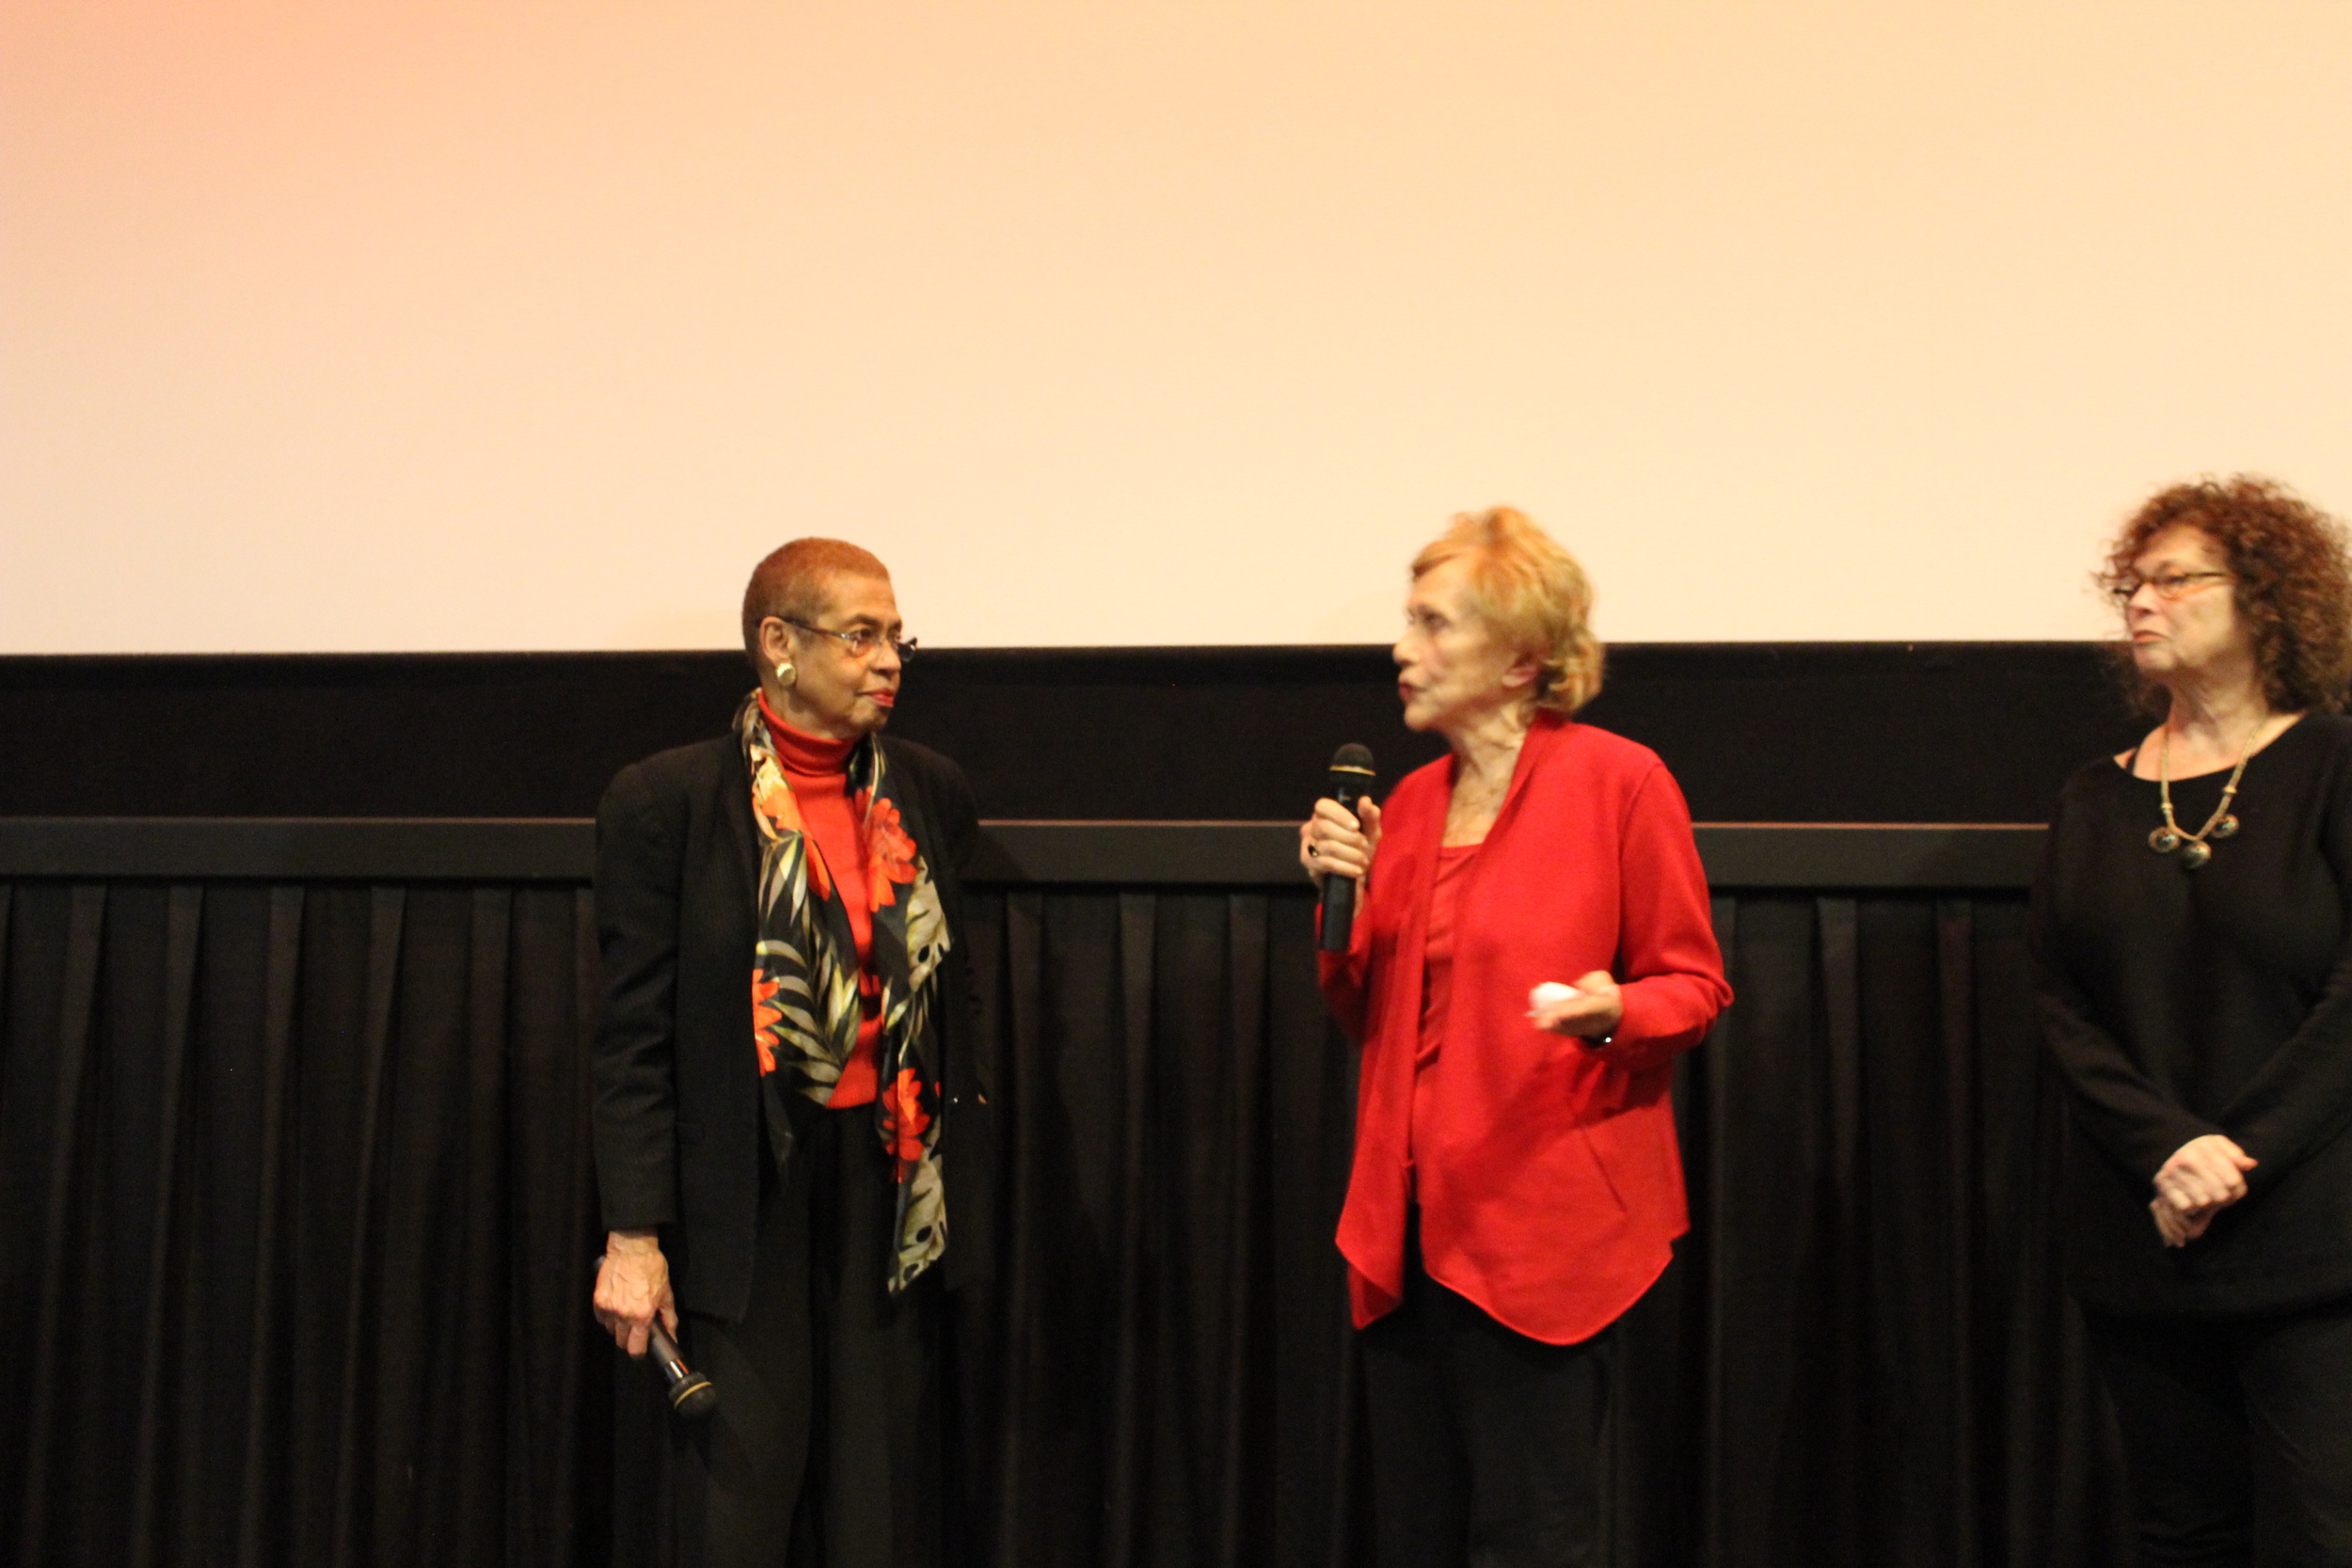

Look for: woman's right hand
[2148,1133,2257,1247]
[1299,796,1382,887]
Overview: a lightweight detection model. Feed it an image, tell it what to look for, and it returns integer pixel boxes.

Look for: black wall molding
[0,642,2136,822]
[0,816,598,882]
[0,817,2045,890]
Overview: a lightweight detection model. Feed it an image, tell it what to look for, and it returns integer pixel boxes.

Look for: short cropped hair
[740,539,892,673]
[2097,476,2352,714]
[1411,506,1604,714]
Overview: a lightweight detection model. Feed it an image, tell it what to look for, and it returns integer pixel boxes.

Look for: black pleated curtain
[0,878,2136,1568]
[0,882,605,1568]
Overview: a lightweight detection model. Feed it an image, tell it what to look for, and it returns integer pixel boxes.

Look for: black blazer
[591,730,989,1322]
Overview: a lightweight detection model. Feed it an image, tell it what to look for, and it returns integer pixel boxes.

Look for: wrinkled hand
[1299,796,1383,887]
[2149,1133,2256,1248]
[594,1229,677,1356]
[1530,971,1624,1043]
[2150,1196,2216,1247]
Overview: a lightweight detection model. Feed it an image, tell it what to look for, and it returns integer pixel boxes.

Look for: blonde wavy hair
[1410,506,1604,714]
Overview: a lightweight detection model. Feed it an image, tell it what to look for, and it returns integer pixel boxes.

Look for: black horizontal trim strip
[0,817,599,882]
[966,822,1302,885]
[0,818,2047,890]
[1691,823,2044,890]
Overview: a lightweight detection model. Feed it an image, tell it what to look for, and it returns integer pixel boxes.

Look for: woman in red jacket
[1300,506,1731,1568]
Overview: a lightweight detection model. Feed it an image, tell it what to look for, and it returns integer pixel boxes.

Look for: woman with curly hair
[2032,476,2352,1564]
[1300,507,1730,1567]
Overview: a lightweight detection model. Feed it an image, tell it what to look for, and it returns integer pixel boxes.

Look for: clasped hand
[2149,1133,2257,1247]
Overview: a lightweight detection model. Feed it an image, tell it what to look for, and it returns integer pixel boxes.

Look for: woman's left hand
[1531,971,1623,1042]
[2153,1132,2256,1212]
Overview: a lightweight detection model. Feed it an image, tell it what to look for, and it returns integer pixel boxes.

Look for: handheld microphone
[594,1255,718,1419]
[1317,743,1376,953]
[646,1319,718,1419]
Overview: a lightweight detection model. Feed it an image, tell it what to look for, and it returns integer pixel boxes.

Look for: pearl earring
[775,660,796,687]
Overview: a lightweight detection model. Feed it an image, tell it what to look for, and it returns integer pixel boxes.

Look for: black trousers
[2085,1297,2352,1568]
[1358,1219,1616,1568]
[671,1112,944,1568]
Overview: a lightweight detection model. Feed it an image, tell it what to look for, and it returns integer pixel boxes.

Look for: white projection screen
[8,1,2352,654]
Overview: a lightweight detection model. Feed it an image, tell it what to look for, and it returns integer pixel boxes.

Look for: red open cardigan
[1319,714,1732,1343]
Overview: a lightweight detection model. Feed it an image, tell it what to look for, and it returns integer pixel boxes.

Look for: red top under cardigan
[760,699,882,1109]
[1319,714,1732,1343]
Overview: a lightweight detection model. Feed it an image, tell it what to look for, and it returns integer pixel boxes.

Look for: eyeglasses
[779,617,918,661]
[2108,570,2231,605]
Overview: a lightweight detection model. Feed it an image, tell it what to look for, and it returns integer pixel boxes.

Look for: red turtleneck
[759,697,882,1109]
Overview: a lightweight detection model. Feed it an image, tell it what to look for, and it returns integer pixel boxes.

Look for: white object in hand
[1529,981,1581,1010]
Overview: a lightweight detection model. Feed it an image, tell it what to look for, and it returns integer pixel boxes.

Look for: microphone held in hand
[1318,743,1376,953]
[594,1254,718,1419]
[647,1319,719,1419]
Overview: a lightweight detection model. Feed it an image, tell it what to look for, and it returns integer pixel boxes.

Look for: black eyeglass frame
[2107,569,2233,605]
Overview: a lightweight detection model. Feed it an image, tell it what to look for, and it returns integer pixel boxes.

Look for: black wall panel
[0,642,2137,823]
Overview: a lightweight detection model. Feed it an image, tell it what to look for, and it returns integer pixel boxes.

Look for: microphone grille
[1330,743,1375,773]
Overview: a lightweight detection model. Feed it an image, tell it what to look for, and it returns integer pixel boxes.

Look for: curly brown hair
[2098,476,2352,714]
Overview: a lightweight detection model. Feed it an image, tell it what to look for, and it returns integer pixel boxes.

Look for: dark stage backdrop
[0,867,2137,1568]
[0,642,2140,822]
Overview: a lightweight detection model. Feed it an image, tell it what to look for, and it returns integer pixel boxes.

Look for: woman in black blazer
[591,537,983,1568]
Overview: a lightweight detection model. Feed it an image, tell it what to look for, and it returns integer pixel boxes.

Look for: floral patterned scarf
[736,694,951,1293]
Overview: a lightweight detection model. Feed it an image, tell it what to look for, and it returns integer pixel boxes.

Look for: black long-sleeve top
[2030,713,2352,1316]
